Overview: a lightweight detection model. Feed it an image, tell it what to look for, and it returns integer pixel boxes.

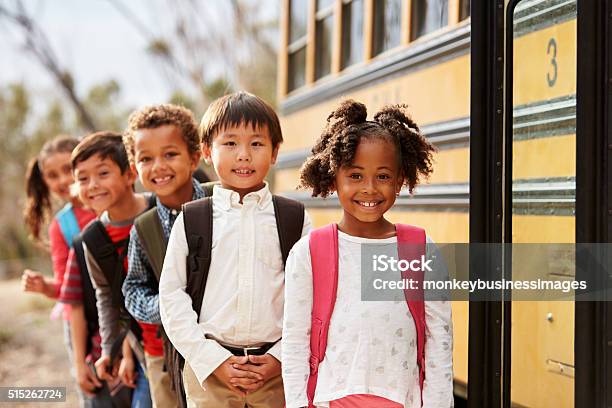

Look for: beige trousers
[144,352,179,408]
[182,362,285,408]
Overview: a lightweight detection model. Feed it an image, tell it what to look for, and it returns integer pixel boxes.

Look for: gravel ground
[0,279,79,407]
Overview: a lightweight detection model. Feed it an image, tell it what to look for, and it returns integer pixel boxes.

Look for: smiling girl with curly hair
[282,100,453,408]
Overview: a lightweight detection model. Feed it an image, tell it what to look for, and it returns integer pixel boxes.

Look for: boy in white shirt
[159,91,311,407]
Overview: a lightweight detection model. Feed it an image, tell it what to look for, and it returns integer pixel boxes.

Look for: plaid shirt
[123,179,206,323]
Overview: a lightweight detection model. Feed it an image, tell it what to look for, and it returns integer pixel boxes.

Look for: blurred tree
[0,83,44,259]
[108,0,278,110]
[168,90,197,114]
[203,77,234,103]
[0,80,129,261]
[82,80,131,132]
[0,0,280,265]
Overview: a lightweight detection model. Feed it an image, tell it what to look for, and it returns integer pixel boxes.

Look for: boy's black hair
[71,131,130,174]
[199,91,283,148]
[299,99,436,197]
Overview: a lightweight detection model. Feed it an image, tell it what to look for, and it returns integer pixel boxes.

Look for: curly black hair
[123,104,200,164]
[299,100,435,197]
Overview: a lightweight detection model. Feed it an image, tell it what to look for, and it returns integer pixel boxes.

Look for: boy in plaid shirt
[122,104,205,407]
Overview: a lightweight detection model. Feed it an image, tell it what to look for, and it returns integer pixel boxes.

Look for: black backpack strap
[133,207,166,282]
[272,195,305,266]
[160,196,213,408]
[135,184,215,282]
[200,181,217,197]
[183,197,214,319]
[73,234,99,355]
[81,220,128,310]
[80,219,146,372]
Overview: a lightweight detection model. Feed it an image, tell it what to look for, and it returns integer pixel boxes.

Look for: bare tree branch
[106,0,202,91]
[229,0,276,59]
[0,0,97,131]
[108,0,278,106]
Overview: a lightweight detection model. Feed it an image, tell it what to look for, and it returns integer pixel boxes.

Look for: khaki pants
[145,352,178,408]
[182,362,285,408]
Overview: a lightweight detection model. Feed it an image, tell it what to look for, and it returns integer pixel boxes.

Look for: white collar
[213,182,271,211]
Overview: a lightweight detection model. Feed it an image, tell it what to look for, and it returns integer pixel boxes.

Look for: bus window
[341,0,364,69]
[288,0,308,92]
[459,0,470,21]
[317,0,335,9]
[315,0,334,80]
[373,0,402,56]
[411,0,449,40]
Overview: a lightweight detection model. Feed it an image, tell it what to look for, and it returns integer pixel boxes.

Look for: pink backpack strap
[307,224,339,408]
[396,224,427,407]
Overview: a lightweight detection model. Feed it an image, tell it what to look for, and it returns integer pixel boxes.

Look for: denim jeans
[131,359,152,408]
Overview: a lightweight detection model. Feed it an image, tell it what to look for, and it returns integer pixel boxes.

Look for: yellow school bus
[273,0,578,406]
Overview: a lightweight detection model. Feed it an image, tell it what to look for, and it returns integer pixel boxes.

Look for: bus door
[470,0,612,407]
[509,1,576,407]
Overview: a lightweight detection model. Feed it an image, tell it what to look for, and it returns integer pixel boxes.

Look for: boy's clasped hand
[214,354,281,396]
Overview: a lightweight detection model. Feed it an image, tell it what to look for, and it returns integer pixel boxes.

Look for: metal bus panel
[280,54,471,151]
[513,134,575,180]
[513,19,577,106]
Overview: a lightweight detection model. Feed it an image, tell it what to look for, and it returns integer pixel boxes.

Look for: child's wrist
[42,279,55,296]
[122,354,134,363]
[74,355,87,365]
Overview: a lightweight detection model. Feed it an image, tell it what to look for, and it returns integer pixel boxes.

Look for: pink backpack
[307,223,427,407]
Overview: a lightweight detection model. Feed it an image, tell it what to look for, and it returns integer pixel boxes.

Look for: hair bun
[373,104,420,134]
[327,99,367,128]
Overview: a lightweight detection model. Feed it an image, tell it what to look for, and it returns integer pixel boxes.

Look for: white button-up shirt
[159,183,311,386]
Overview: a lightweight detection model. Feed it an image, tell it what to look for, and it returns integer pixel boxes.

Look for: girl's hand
[21,269,47,294]
[75,360,103,397]
[118,356,136,388]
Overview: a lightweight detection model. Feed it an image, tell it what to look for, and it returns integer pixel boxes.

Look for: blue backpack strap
[55,203,80,248]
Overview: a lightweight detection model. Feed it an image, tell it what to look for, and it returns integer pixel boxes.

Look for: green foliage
[169,90,197,113]
[30,101,66,149]
[147,39,172,57]
[238,55,277,108]
[86,80,120,106]
[3,83,30,134]
[83,79,128,131]
[202,77,234,101]
[0,84,39,260]
[0,327,14,351]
